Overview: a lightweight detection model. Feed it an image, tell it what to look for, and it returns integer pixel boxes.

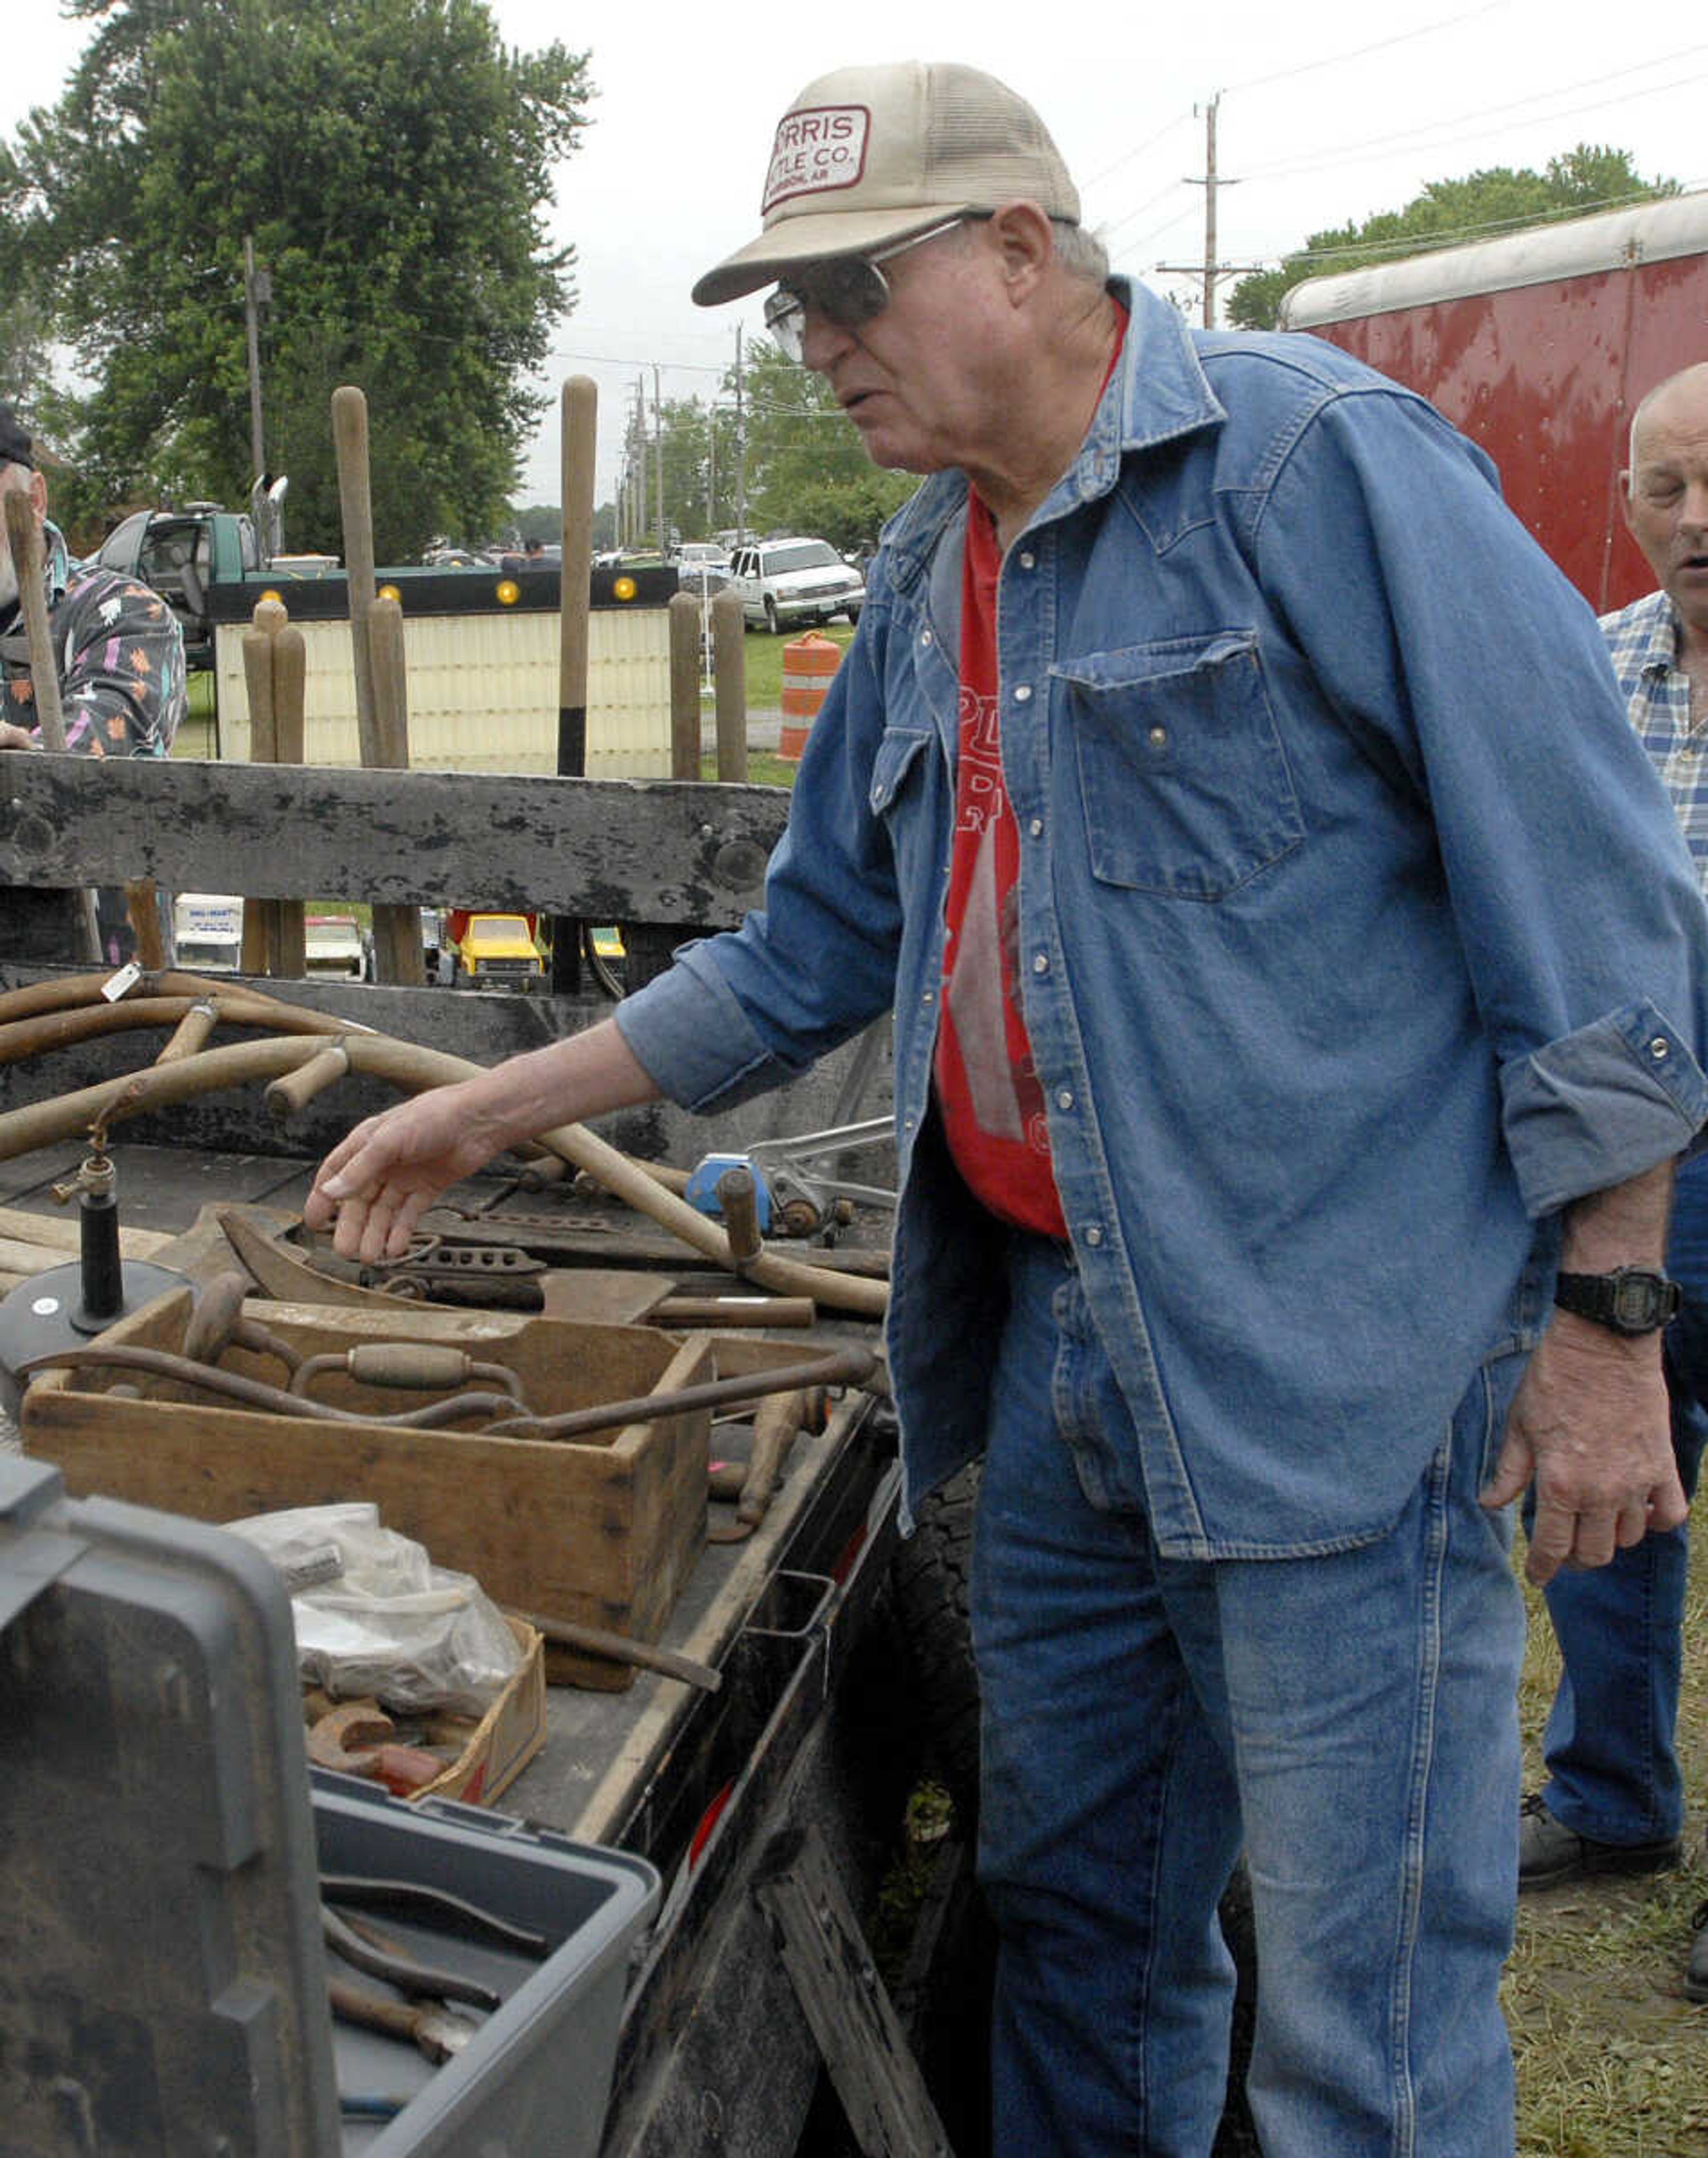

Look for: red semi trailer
[1278,190,1708,613]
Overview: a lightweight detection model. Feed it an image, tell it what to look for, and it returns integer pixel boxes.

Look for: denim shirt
[619,279,1708,1557]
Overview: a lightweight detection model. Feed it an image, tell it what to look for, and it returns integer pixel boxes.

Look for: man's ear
[26,469,47,526]
[1618,469,1635,535]
[987,201,1055,304]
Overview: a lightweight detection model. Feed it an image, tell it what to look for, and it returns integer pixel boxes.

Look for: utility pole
[653,363,665,559]
[1156,94,1261,330]
[734,324,747,545]
[628,375,645,549]
[242,235,269,479]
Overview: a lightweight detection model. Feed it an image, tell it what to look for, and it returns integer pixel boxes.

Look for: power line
[1080,111,1196,195]
[1242,50,1708,185]
[1092,2,1520,246]
[1248,181,1692,273]
[1099,30,1704,278]
[1222,0,1515,97]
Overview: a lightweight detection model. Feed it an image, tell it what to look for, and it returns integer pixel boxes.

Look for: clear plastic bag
[225,1501,521,1717]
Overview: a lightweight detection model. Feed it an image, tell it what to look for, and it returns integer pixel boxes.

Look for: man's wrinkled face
[0,462,47,613]
[794,221,1014,477]
[1624,376,1708,642]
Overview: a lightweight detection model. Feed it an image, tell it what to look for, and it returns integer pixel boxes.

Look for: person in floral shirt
[0,401,187,957]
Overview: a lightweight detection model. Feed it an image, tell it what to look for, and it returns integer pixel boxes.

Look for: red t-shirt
[932,487,1069,1238]
[933,316,1127,1236]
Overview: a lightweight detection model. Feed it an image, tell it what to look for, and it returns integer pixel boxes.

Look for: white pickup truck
[726,536,864,633]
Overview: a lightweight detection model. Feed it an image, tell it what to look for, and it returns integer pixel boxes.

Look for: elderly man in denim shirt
[307,65,1708,2157]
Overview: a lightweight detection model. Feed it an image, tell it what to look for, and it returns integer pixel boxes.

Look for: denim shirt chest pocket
[867,723,936,859]
[1055,629,1305,900]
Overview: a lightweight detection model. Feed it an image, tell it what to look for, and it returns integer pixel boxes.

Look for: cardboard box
[415,1613,546,1805]
[23,1290,710,1690]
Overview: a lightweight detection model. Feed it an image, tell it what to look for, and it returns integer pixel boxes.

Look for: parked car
[171,891,243,972]
[725,536,864,633]
[445,909,545,990]
[304,912,371,981]
[674,543,731,593]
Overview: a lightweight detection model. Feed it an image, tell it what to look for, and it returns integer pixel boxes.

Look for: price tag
[100,961,142,1003]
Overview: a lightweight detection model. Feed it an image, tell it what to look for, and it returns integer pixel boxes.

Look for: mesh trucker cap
[692,61,1080,307]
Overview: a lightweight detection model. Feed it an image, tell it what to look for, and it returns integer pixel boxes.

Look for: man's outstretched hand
[302,1016,663,1264]
[303,1081,513,1263]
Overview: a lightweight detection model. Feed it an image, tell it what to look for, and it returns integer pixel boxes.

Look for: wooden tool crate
[21,1289,710,1690]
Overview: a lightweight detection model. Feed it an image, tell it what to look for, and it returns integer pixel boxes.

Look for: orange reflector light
[613,575,637,602]
[260,589,283,604]
[496,579,520,606]
[378,583,401,604]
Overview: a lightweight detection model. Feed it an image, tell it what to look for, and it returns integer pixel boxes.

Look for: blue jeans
[972,1234,1529,2157]
[1536,1149,1708,1845]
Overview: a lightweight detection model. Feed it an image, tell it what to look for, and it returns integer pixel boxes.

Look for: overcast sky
[7,1,1705,514]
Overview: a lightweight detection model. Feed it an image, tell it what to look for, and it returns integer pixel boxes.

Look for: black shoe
[1517,1793,1683,1889]
[1688,1903,1708,2004]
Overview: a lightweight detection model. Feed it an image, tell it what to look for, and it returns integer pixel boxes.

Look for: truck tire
[889,1461,982,1818]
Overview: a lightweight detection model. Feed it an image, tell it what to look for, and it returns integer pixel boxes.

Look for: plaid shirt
[1601,588,1708,893]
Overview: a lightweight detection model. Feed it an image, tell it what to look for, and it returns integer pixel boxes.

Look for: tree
[728,343,915,546]
[6,0,592,559]
[1228,146,1675,331]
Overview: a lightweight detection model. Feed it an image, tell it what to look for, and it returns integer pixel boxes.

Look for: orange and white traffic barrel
[779,632,844,761]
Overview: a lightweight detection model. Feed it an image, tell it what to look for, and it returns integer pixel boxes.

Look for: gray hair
[1051,218,1109,285]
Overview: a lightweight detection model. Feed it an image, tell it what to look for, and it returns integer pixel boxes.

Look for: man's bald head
[1628,363,1708,472]
[1622,363,1708,648]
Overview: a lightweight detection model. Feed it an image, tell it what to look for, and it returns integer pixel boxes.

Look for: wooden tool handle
[344,1341,473,1390]
[4,492,65,748]
[265,1041,350,1119]
[715,1165,764,1264]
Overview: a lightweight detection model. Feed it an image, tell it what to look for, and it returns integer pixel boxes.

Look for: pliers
[322,1904,500,2011]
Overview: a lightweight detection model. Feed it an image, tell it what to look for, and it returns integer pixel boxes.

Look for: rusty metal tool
[484,1340,877,1441]
[217,1206,676,1323]
[322,1904,499,2011]
[328,1976,476,2065]
[505,1609,722,1694]
[321,1876,548,1957]
[17,1341,520,1428]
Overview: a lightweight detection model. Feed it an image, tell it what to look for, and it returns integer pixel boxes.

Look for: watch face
[1611,1275,1659,1328]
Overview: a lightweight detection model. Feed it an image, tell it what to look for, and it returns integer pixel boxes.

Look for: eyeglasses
[763,217,971,363]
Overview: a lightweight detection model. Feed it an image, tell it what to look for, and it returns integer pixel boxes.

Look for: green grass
[1507,1526,1708,2154]
[730,620,855,709]
[700,748,798,790]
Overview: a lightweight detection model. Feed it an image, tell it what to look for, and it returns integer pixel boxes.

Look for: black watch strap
[1553,1266,1681,1336]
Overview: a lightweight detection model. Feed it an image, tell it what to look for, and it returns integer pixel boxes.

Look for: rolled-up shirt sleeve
[1500,1000,1708,1218]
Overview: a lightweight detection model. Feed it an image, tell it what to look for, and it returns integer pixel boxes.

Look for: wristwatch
[1552,1266,1681,1336]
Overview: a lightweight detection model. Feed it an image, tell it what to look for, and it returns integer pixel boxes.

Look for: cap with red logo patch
[692,61,1080,307]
